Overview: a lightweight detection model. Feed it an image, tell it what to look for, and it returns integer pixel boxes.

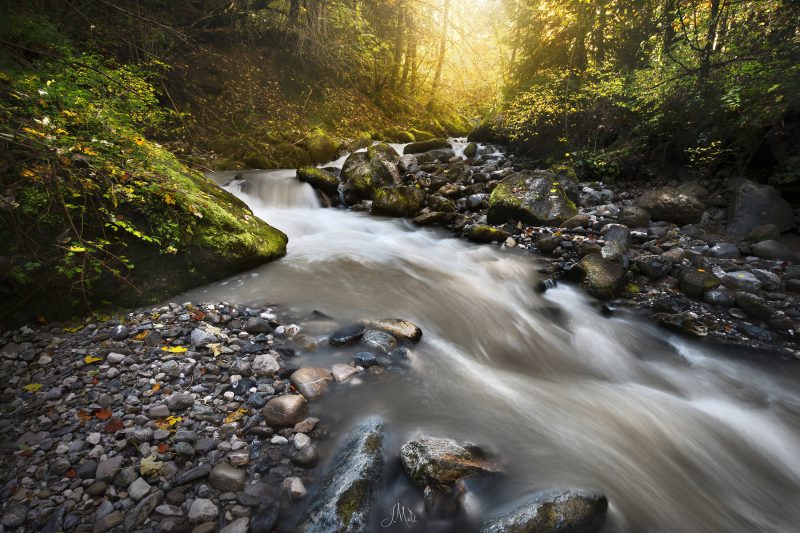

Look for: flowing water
[182,151,800,532]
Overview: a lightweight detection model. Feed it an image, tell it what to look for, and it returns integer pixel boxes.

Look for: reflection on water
[181,167,800,532]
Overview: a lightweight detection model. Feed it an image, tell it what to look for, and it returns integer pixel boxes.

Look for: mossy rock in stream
[297,166,340,197]
[403,138,452,155]
[487,172,578,226]
[396,130,416,143]
[347,132,373,152]
[371,186,426,218]
[341,143,401,204]
[466,225,510,244]
[243,151,272,169]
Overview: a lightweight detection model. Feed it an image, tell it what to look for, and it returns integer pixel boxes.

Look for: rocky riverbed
[296,138,800,357]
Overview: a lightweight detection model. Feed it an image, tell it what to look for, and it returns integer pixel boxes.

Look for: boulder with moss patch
[347,133,373,152]
[294,417,384,532]
[371,186,426,218]
[409,128,435,141]
[341,143,401,203]
[467,225,510,244]
[305,131,339,164]
[297,167,340,197]
[481,490,608,533]
[404,138,452,155]
[396,130,415,143]
[488,171,578,226]
[571,254,624,300]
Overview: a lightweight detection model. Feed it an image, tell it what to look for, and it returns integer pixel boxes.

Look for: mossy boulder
[294,417,384,532]
[341,143,401,203]
[679,268,721,298]
[467,225,510,244]
[488,172,578,226]
[371,186,426,218]
[403,138,452,155]
[243,152,271,169]
[397,130,416,143]
[463,141,478,158]
[296,167,340,197]
[440,113,472,136]
[304,131,339,164]
[572,254,624,300]
[481,490,608,533]
[409,128,435,141]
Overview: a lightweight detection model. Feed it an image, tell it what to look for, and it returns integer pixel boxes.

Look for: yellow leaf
[63,325,83,333]
[69,245,87,253]
[84,355,103,364]
[164,193,175,205]
[207,343,223,357]
[23,383,42,393]
[140,455,163,477]
[161,346,187,353]
[224,408,248,424]
[133,330,149,341]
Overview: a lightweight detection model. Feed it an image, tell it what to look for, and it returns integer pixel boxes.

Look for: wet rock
[403,138,452,154]
[637,187,705,225]
[734,292,775,321]
[704,288,736,307]
[295,417,384,532]
[400,437,498,487]
[174,463,213,485]
[720,271,762,293]
[190,327,216,346]
[562,214,591,229]
[284,476,308,499]
[297,167,340,197]
[480,490,608,533]
[329,324,365,346]
[678,268,720,298]
[603,224,631,248]
[744,224,780,243]
[371,185,426,218]
[617,206,650,228]
[128,476,152,501]
[2,506,27,528]
[188,498,218,523]
[467,225,510,244]
[636,255,672,279]
[93,510,123,533]
[244,317,272,334]
[361,329,398,353]
[354,352,378,367]
[370,318,423,343]
[708,243,740,259]
[341,144,401,203]
[752,240,797,261]
[727,179,794,238]
[572,255,624,300]
[290,367,333,399]
[95,455,124,482]
[262,395,308,426]
[209,462,246,492]
[487,172,577,226]
[654,312,708,337]
[464,142,478,158]
[221,517,250,533]
[110,324,129,341]
[753,269,783,292]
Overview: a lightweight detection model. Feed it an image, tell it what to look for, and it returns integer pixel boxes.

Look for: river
[181,145,800,532]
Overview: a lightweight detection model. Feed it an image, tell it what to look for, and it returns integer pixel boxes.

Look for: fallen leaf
[133,330,150,341]
[164,192,176,205]
[63,325,83,333]
[156,443,169,453]
[224,407,248,424]
[65,469,77,479]
[140,455,163,477]
[207,343,223,357]
[151,383,161,392]
[23,383,42,393]
[104,418,124,433]
[161,346,187,353]
[154,415,182,430]
[84,355,103,364]
[94,408,113,421]
[191,309,206,321]
[77,410,92,421]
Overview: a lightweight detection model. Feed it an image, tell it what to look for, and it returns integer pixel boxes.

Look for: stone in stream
[332,364,359,383]
[734,292,775,321]
[637,187,705,225]
[209,462,246,492]
[290,367,334,399]
[571,254,624,300]
[744,224,780,243]
[403,138,452,154]
[720,271,761,293]
[244,317,272,334]
[752,240,797,261]
[617,206,650,228]
[262,395,308,426]
[488,172,578,226]
[294,417,384,532]
[328,324,365,346]
[361,329,397,353]
[369,318,423,343]
[297,167,340,197]
[188,498,219,523]
[341,143,401,203]
[371,185,426,218]
[635,254,672,279]
[400,437,499,487]
[480,490,608,533]
[467,225,510,244]
[252,353,280,377]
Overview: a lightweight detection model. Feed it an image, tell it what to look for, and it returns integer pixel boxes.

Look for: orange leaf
[151,383,161,392]
[156,443,170,453]
[65,469,77,479]
[94,408,113,421]
[77,410,92,421]
[104,418,124,433]
[191,310,206,321]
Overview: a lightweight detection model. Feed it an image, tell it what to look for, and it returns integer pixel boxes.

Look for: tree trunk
[400,11,415,91]
[289,0,299,25]
[390,2,406,90]
[699,0,722,83]
[431,0,450,96]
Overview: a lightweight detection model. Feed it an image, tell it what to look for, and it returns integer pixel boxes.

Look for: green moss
[371,186,425,217]
[347,132,373,152]
[409,128,434,141]
[463,142,478,158]
[467,225,510,244]
[363,432,383,454]
[305,130,338,163]
[487,180,525,224]
[243,152,271,169]
[336,479,369,527]
[403,138,451,155]
[296,166,340,196]
[397,130,415,142]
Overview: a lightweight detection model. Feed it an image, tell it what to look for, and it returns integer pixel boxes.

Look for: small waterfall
[224,169,321,210]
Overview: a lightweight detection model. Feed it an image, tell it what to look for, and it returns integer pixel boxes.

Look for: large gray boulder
[480,490,608,533]
[293,417,385,532]
[637,187,705,225]
[341,143,401,204]
[400,437,498,487]
[727,179,793,238]
[488,172,578,226]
